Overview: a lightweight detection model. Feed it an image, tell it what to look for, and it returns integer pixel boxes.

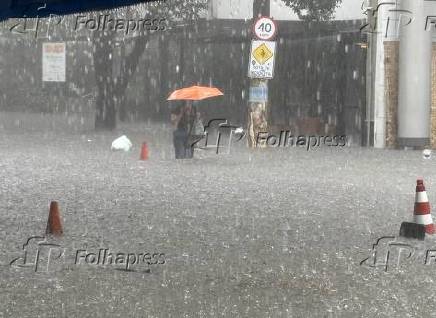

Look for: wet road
[1,123,436,317]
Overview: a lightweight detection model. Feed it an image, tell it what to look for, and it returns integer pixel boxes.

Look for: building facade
[369,0,436,148]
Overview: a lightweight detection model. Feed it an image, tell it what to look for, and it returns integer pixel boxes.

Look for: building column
[373,0,388,148]
[398,0,432,147]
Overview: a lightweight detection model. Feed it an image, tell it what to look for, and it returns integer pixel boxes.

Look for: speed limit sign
[253,17,277,41]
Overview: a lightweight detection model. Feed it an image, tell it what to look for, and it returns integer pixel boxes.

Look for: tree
[93,1,207,130]
[280,0,342,21]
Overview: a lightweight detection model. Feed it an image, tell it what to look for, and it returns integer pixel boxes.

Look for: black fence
[133,19,367,144]
[0,17,366,143]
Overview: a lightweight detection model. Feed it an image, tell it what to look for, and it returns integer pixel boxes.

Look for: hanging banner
[42,42,66,82]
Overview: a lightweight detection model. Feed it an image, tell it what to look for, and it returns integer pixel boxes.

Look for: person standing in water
[171,101,196,159]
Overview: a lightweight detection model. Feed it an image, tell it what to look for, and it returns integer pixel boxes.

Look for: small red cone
[46,201,63,236]
[140,142,149,160]
[413,179,435,234]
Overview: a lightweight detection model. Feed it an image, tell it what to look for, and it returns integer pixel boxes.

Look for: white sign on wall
[248,40,277,79]
[42,42,66,82]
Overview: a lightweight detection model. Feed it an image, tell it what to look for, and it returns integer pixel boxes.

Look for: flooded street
[1,123,436,317]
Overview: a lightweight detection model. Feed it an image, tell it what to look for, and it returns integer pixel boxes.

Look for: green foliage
[280,0,343,21]
[128,0,208,21]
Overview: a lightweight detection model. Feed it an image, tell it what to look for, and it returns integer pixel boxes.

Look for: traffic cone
[413,179,435,235]
[46,201,63,236]
[140,142,149,160]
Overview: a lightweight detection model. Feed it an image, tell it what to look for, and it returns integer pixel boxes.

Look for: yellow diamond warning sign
[248,40,277,79]
[252,43,273,65]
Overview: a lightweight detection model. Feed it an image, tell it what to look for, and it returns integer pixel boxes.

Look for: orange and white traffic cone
[140,142,149,161]
[414,179,435,235]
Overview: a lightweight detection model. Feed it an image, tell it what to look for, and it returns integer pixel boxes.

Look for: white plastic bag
[111,135,132,152]
[423,149,432,160]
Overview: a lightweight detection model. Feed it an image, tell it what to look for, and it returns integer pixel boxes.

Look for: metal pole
[248,0,270,148]
[373,0,388,149]
[365,0,376,147]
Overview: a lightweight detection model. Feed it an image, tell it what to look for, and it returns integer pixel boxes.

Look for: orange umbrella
[167,85,224,101]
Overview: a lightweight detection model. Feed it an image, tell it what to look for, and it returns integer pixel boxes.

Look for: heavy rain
[1,0,436,317]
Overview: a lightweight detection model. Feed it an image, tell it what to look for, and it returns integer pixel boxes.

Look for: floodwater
[1,121,436,317]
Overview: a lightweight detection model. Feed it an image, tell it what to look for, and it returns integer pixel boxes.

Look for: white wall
[209,0,365,21]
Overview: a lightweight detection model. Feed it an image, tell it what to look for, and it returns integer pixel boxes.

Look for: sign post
[247,16,277,148]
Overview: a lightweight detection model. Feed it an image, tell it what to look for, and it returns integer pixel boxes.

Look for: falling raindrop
[353,70,359,80]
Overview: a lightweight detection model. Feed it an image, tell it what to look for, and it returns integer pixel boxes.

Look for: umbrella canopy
[167,86,224,101]
[0,0,153,21]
